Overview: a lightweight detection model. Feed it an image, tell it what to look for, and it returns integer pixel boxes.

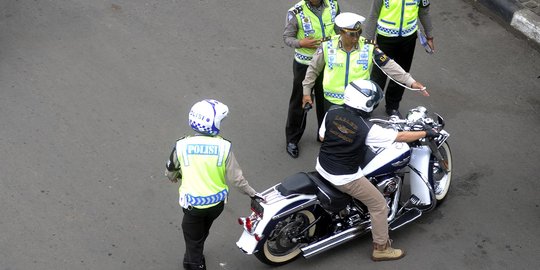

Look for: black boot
[183,262,205,270]
[183,257,206,270]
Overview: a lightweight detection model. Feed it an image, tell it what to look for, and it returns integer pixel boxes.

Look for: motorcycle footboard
[389,208,422,231]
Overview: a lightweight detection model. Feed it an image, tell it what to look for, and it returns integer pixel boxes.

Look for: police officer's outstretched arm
[373,47,429,96]
[226,151,257,197]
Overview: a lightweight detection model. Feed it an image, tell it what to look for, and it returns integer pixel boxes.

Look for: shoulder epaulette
[364,39,376,45]
[291,5,303,15]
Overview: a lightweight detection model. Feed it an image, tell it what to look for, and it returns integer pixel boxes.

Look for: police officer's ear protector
[366,85,382,107]
[365,93,376,107]
[366,96,375,107]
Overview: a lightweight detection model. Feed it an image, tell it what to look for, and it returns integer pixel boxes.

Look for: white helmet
[343,79,383,113]
[188,99,229,136]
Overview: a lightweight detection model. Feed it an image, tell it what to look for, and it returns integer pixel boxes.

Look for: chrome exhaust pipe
[301,224,370,258]
[301,178,402,258]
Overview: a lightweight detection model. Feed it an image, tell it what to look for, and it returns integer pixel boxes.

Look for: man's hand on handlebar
[425,128,439,138]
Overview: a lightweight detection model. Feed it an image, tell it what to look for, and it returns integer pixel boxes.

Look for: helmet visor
[349,81,383,105]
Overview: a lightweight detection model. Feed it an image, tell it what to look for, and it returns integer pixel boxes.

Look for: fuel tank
[363,142,411,177]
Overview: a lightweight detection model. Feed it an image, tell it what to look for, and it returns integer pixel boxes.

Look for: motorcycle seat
[276,172,352,212]
[277,172,319,196]
[306,172,352,212]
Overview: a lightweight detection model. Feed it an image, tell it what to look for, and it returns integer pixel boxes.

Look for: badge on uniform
[302,17,313,32]
[328,55,335,70]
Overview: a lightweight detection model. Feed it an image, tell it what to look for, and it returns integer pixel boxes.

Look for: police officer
[316,79,438,261]
[283,0,339,158]
[363,0,434,117]
[165,99,258,270]
[302,12,428,112]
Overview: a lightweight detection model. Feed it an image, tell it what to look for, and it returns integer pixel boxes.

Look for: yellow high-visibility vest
[377,0,420,37]
[290,0,338,65]
[322,36,375,104]
[176,135,230,209]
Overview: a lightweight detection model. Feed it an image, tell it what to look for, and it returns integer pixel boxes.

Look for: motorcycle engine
[375,176,401,196]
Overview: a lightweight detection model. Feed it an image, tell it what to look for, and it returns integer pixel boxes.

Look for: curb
[475,0,540,46]
[511,9,540,44]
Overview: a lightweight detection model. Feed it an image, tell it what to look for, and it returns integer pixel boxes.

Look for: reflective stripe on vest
[185,189,228,207]
[377,0,419,37]
[290,0,338,65]
[322,36,374,105]
[176,136,230,209]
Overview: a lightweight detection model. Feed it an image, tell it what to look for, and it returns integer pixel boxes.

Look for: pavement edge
[475,0,540,47]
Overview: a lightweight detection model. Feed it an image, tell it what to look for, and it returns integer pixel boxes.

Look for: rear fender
[236,193,317,254]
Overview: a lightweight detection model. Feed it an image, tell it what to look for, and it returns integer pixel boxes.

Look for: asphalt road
[1,0,539,270]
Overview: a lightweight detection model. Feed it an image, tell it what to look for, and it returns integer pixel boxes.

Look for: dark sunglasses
[342,30,361,38]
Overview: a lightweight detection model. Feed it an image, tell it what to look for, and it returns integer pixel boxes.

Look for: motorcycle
[236,106,452,265]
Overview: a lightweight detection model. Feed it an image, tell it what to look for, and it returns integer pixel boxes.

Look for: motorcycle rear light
[237,217,245,225]
[245,218,253,232]
[254,233,262,241]
[238,215,259,234]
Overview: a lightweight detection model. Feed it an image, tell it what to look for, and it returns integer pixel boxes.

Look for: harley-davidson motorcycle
[236,106,452,265]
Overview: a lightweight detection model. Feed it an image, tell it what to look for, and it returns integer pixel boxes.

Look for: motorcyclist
[316,79,437,261]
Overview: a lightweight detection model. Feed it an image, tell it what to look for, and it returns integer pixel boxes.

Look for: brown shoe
[371,240,405,261]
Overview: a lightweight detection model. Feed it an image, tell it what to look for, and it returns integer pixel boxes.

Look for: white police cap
[335,12,365,31]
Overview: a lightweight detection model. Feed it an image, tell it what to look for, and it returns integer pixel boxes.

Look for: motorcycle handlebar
[370,117,408,125]
[370,117,443,133]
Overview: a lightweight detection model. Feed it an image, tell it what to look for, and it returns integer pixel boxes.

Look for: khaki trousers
[335,176,389,245]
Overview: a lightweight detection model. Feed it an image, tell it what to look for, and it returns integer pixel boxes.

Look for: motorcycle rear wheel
[431,141,452,203]
[254,209,316,266]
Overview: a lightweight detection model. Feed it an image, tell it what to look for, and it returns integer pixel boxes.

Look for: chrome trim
[260,185,311,205]
[391,156,410,167]
[301,221,370,258]
[259,184,282,204]
[272,198,319,220]
[390,209,422,231]
[386,177,402,222]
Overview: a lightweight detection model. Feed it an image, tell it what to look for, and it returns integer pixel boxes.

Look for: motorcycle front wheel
[254,209,316,266]
[431,141,453,203]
